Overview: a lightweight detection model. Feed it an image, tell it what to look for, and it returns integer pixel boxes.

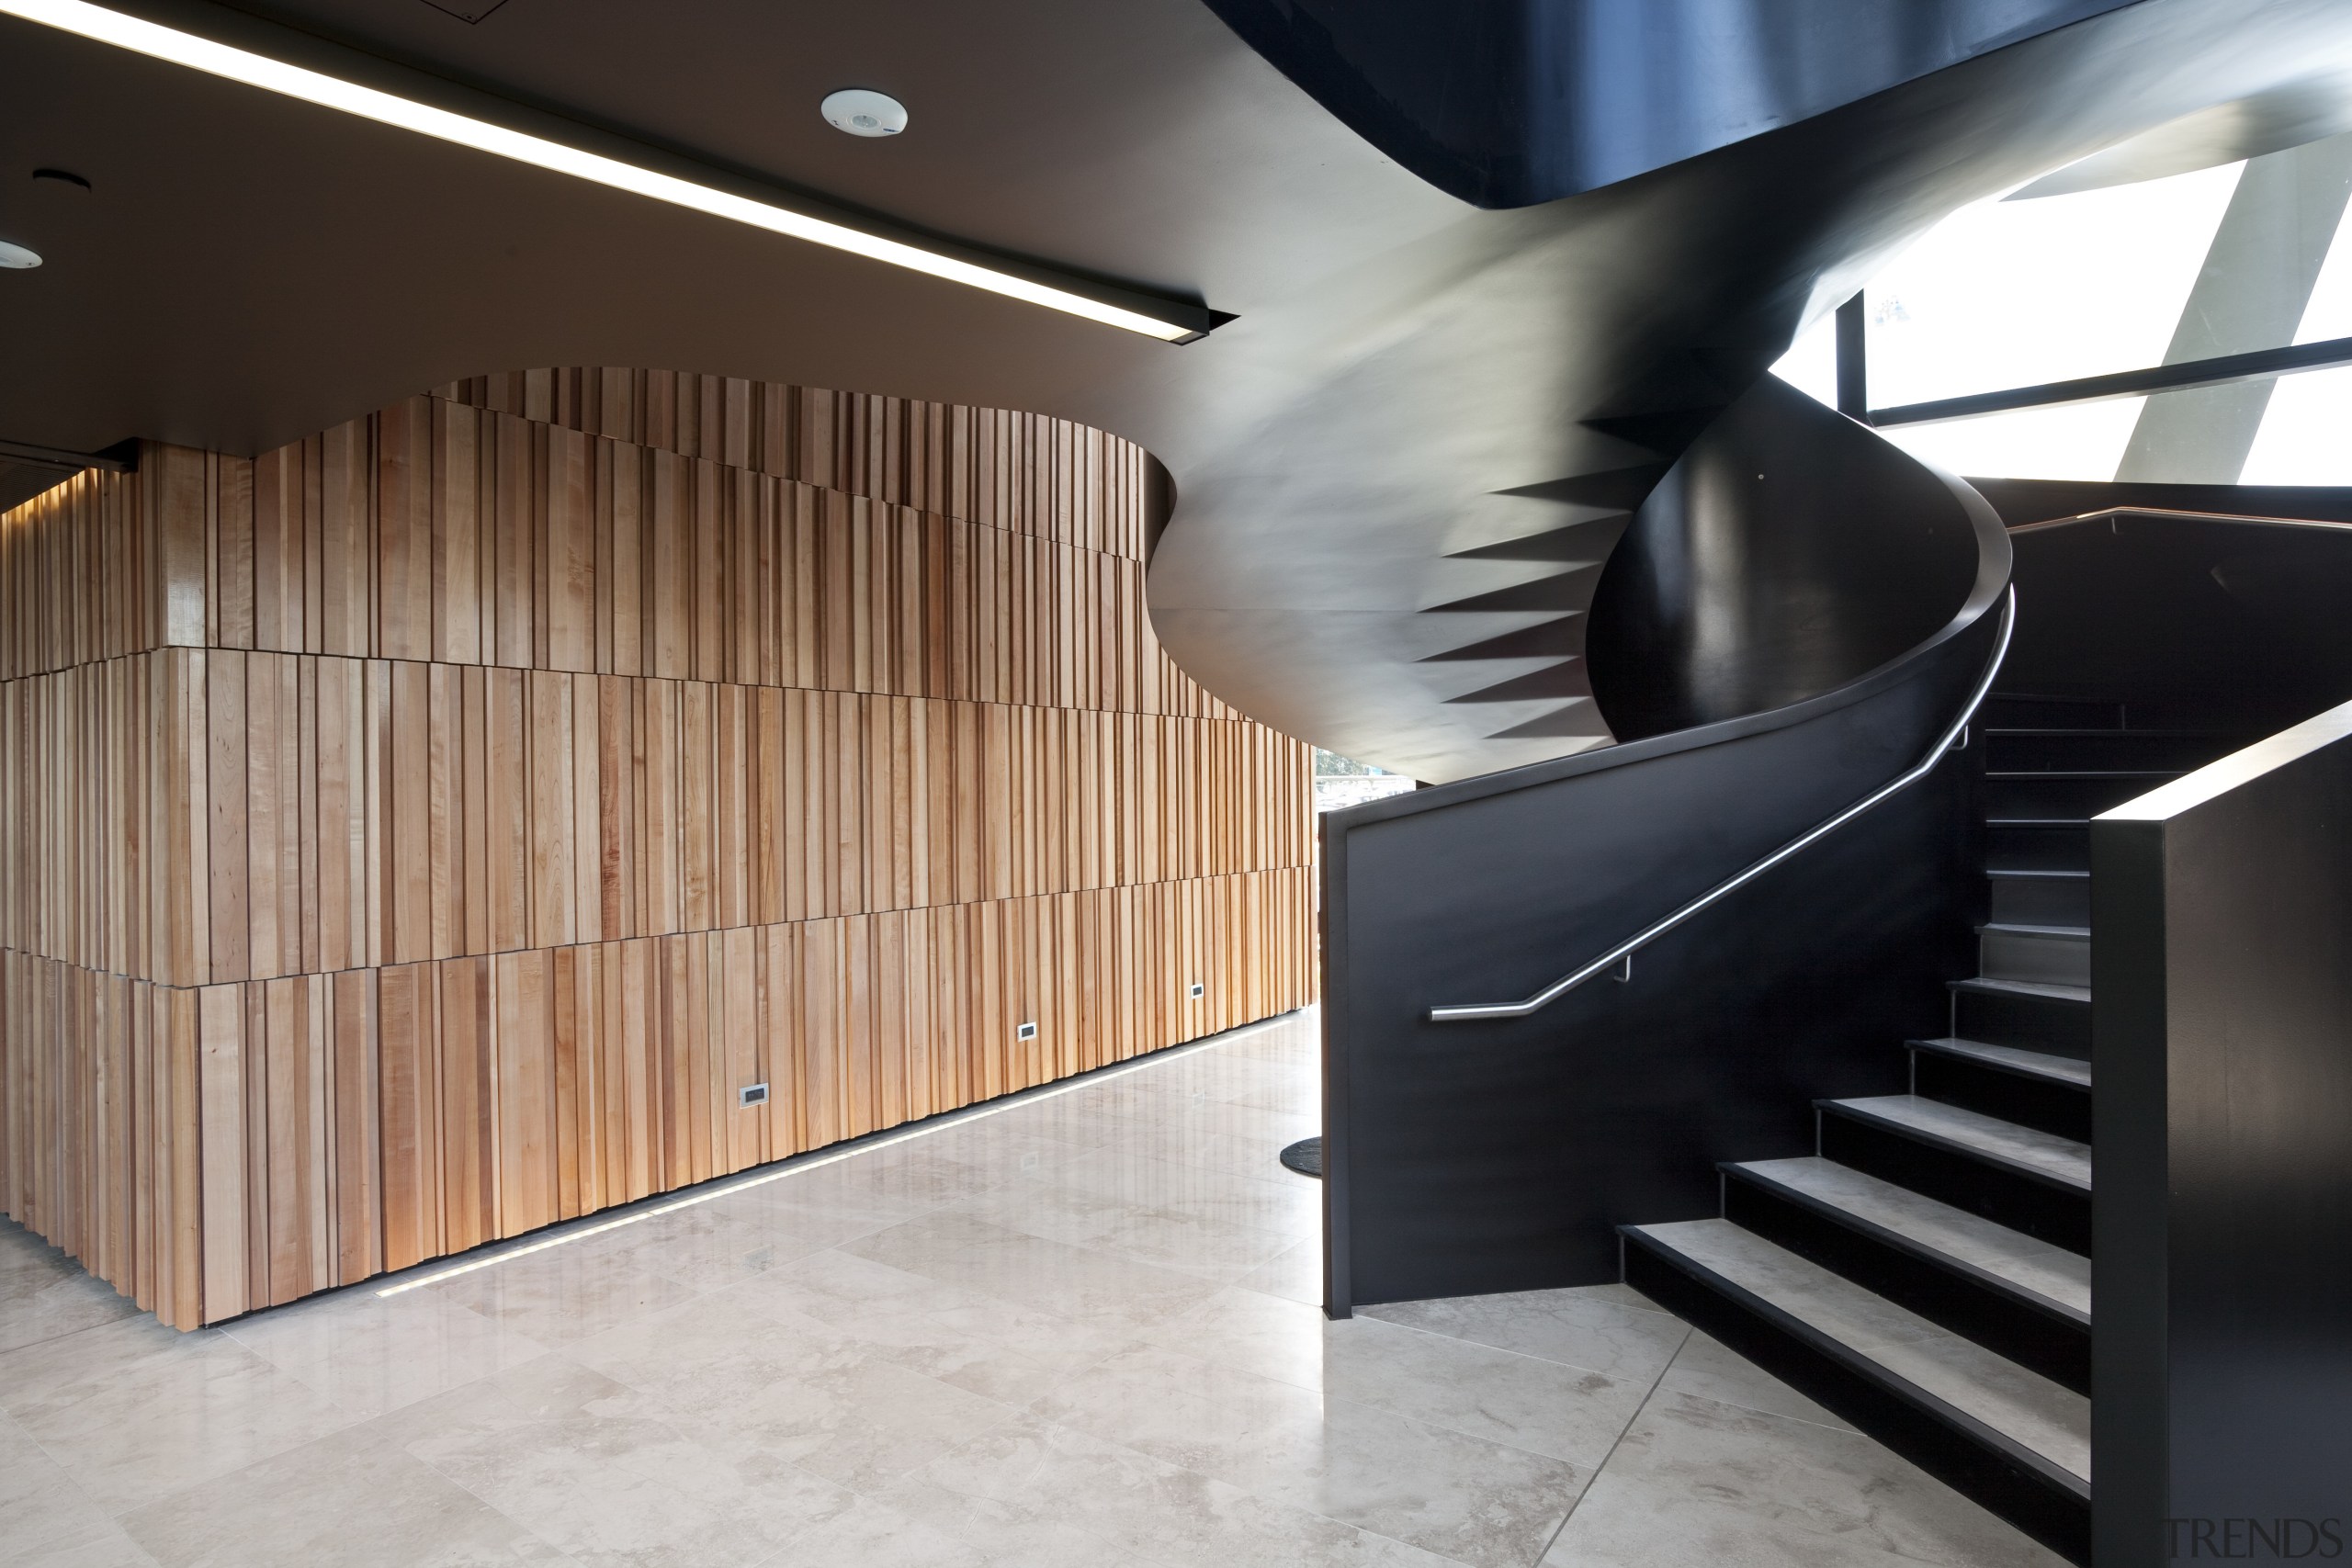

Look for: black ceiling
[0,0,1464,458]
[219,0,1447,306]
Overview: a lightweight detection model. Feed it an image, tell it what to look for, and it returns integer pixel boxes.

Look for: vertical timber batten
[0,370,1315,1328]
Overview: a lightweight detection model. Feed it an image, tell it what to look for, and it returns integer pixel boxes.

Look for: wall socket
[1188,981,1204,998]
[738,1082,769,1107]
[1015,1021,1038,1042]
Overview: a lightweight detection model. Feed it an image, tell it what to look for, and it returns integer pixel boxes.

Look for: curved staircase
[1321,496,2352,1565]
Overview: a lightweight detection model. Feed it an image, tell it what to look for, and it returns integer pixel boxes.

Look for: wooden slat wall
[0,652,1307,987]
[1,382,1216,721]
[0,371,1315,1328]
[0,953,203,1327]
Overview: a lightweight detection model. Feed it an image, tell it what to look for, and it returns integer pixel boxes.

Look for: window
[1313,749,1415,813]
[1774,131,2352,485]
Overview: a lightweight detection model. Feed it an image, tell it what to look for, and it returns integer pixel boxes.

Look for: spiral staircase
[1127,6,2352,1562]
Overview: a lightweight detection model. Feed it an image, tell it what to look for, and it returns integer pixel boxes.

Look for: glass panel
[2282,160,2352,345]
[1876,399,2147,482]
[1862,163,2243,407]
[1314,748,1415,813]
[2243,365,2352,483]
[2237,193,2352,483]
[1775,138,2352,482]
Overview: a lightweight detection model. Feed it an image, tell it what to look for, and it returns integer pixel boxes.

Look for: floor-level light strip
[369,1130,933,1297]
[371,1015,1287,1298]
[0,0,1202,342]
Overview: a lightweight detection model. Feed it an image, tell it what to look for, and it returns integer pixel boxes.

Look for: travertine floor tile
[1320,1314,1651,1469]
[691,1146,983,1247]
[1046,1147,1320,1238]
[117,1403,576,1568]
[397,1360,851,1568]
[1035,1342,1585,1568]
[946,1179,1299,1283]
[737,1247,1136,1405]
[565,1286,1023,1494]
[0,1225,141,1357]
[576,1200,836,1293]
[1363,1283,1690,1382]
[2,1323,357,1515]
[0,1410,124,1562]
[840,1210,1226,1331]
[422,1240,703,1348]
[5,1517,164,1567]
[1233,1238,1325,1306]
[910,1414,1458,1568]
[1568,1387,2071,1568]
[1652,1331,1857,1433]
[222,1288,549,1420]
[1546,1465,1965,1568]
[1136,1283,1333,1389]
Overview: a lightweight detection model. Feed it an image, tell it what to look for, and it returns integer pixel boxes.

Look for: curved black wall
[1587,379,1991,741]
[1319,382,2012,1311]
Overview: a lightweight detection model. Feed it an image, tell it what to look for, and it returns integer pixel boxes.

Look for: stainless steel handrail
[1427,587,2015,1022]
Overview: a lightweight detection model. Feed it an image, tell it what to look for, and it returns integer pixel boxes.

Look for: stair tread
[1728,1156,2092,1319]
[1985,769,2177,779]
[1911,1037,2093,1089]
[1984,727,2219,738]
[1626,1218,2090,1483]
[1822,1096,2092,1191]
[1977,923,2089,942]
[1951,976,2091,1004]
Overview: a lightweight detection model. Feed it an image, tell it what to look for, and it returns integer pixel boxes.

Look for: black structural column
[1837,293,1870,422]
[2094,699,2352,1565]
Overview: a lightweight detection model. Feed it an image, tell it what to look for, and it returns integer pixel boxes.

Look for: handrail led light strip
[1,0,1204,342]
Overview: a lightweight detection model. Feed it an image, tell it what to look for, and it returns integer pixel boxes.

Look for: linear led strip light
[1,0,1208,342]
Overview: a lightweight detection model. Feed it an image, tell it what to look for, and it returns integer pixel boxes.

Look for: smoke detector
[820,88,907,139]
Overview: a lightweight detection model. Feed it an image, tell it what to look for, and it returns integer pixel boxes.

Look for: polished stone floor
[1,1009,2064,1568]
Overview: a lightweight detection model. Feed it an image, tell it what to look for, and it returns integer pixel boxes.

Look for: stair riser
[1979,929,2091,988]
[1622,1235,2090,1565]
[1818,1110,2089,1255]
[1986,732,2218,771]
[1986,774,2171,818]
[1722,1175,2090,1394]
[1987,874,2090,928]
[1952,987,2090,1057]
[1912,1050,2092,1143]
[1986,824,2086,874]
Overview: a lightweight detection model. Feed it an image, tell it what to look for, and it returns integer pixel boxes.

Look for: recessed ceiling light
[820,88,906,139]
[0,0,1209,341]
[0,240,41,269]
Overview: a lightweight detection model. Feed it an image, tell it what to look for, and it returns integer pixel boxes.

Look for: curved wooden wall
[0,370,1315,1328]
